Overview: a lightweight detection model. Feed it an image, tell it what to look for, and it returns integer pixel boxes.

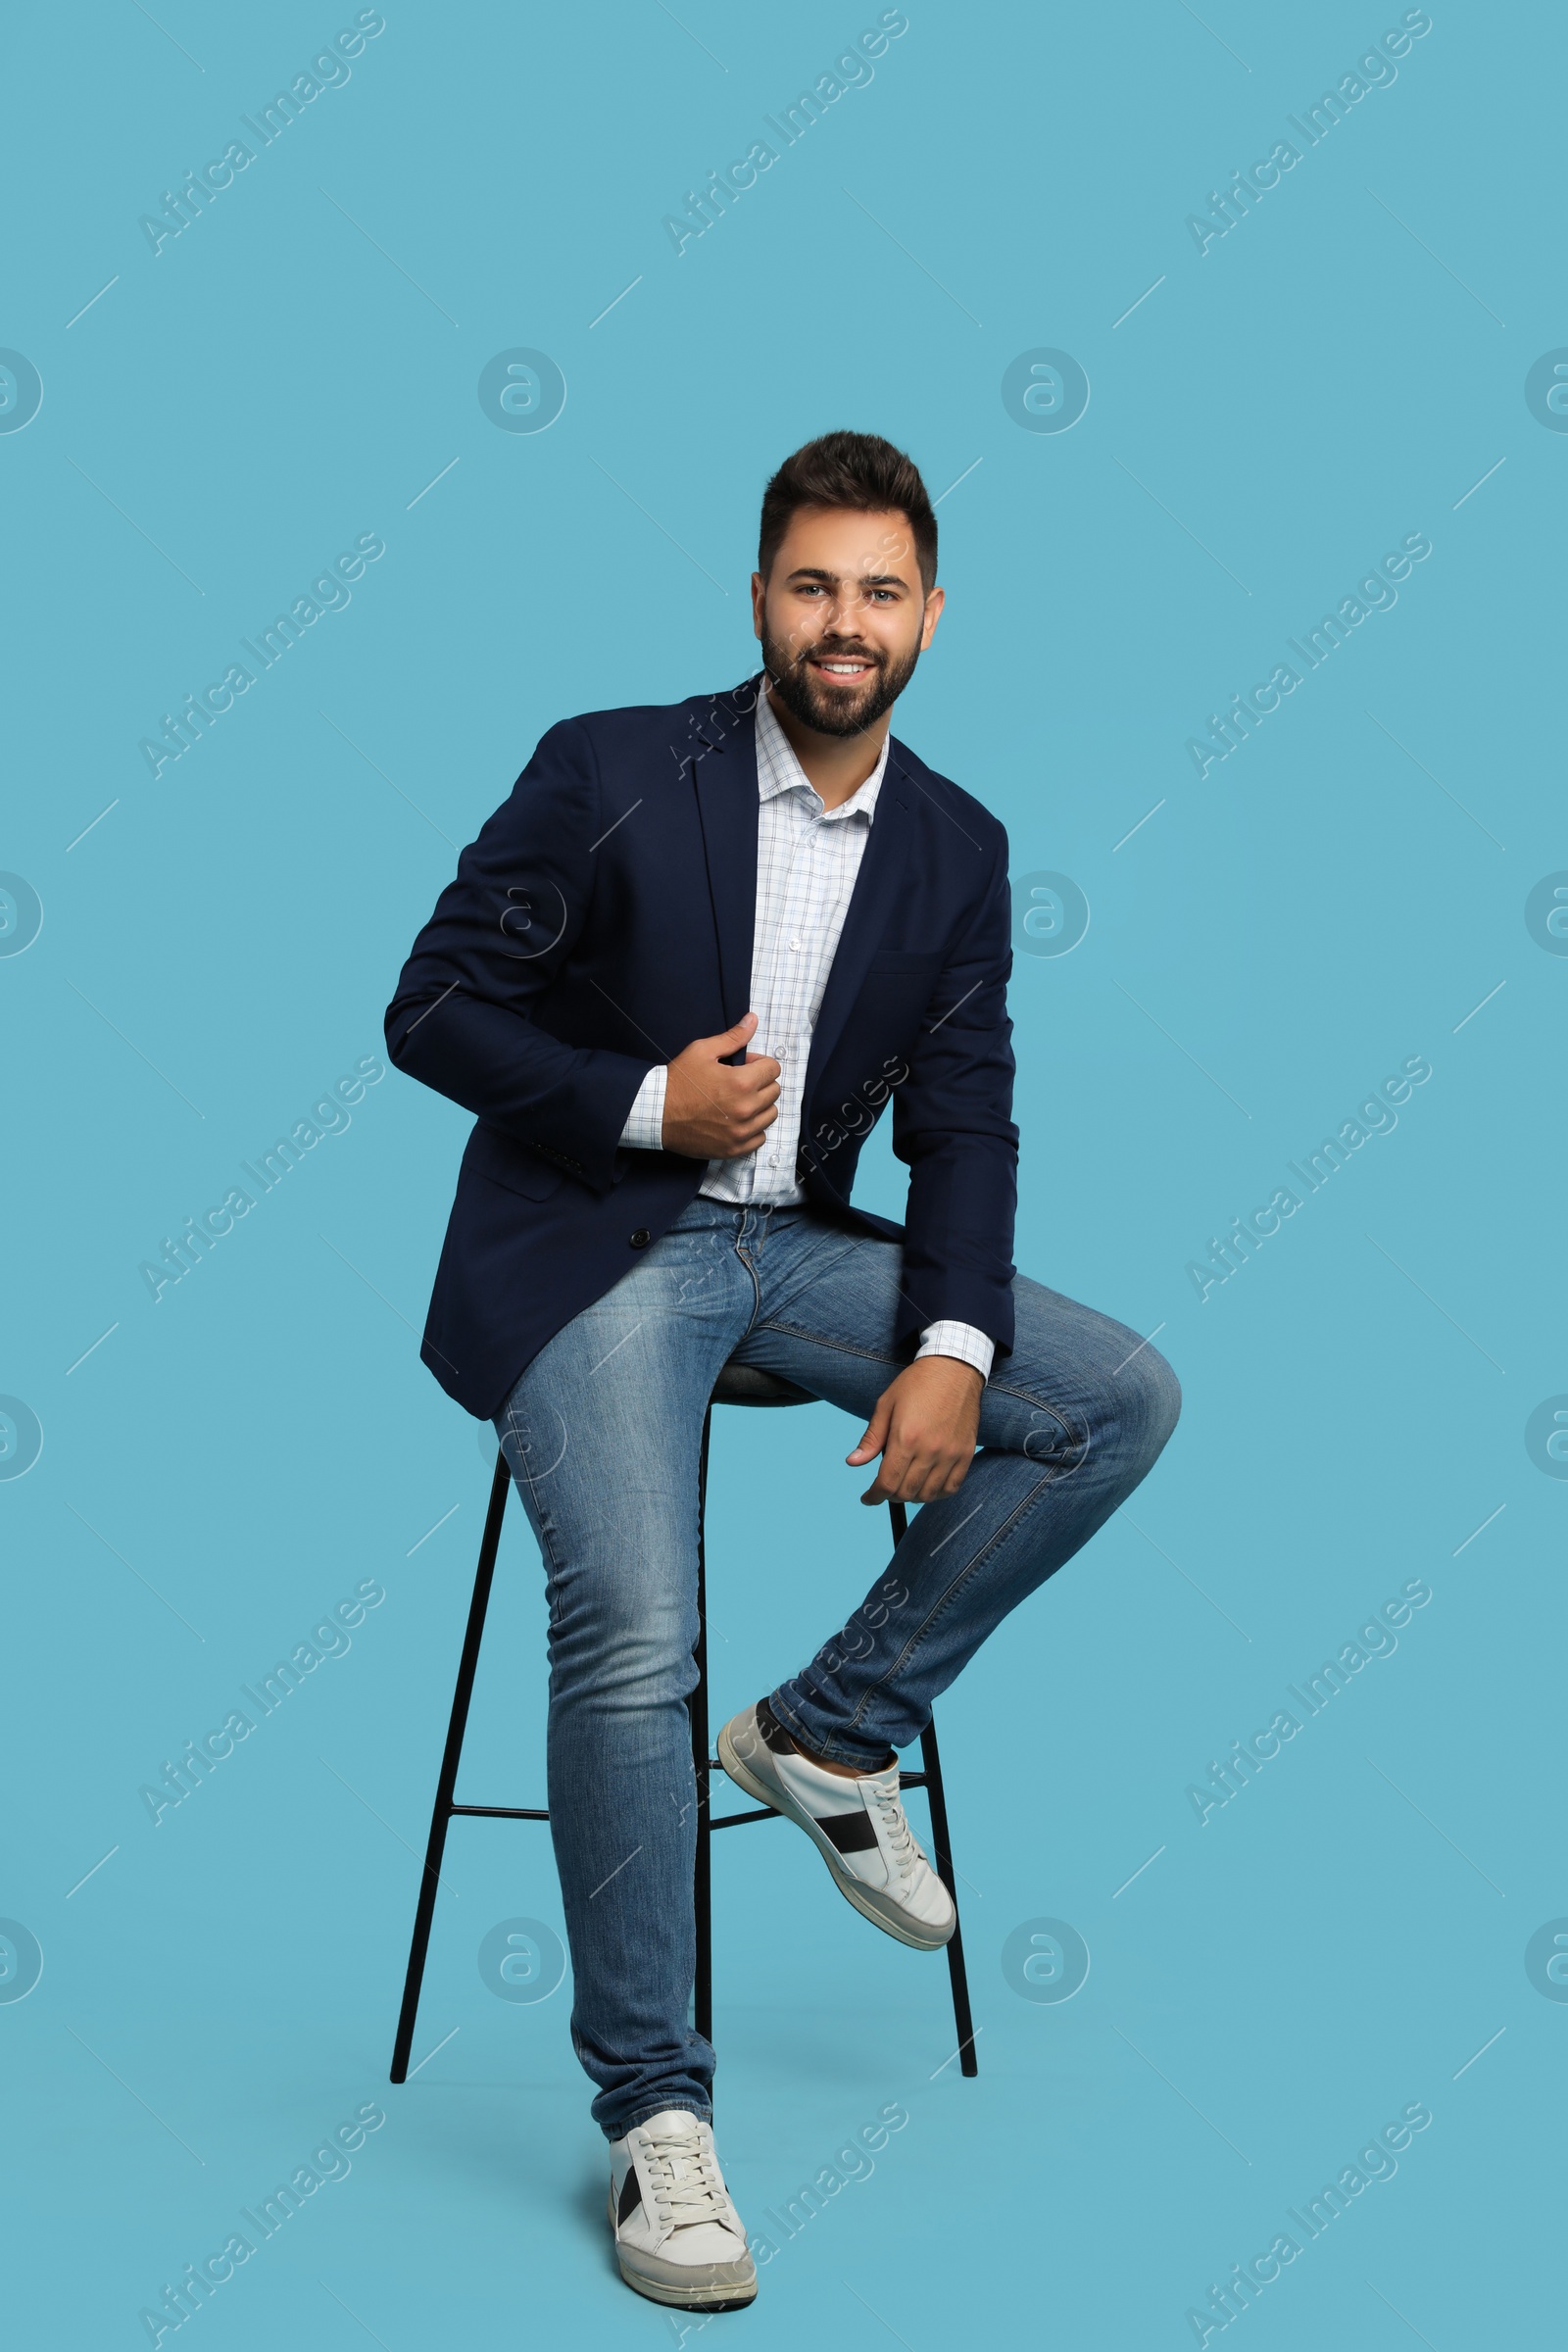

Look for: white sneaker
[607,2108,757,2310]
[717,1699,956,1951]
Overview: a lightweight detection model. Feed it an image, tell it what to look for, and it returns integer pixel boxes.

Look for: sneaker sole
[716,1717,954,1952]
[606,2191,758,2309]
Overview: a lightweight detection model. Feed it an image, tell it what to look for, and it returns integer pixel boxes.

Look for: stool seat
[710,1362,814,1408]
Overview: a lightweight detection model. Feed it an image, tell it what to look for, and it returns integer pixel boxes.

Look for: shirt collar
[753,677,890,820]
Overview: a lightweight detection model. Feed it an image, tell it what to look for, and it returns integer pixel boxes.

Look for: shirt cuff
[617,1063,667,1152]
[915,1320,994,1380]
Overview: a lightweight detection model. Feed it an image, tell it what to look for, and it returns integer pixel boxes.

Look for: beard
[760,624,922,740]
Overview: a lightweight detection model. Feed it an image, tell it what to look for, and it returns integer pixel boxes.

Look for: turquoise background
[2,1,1560,2343]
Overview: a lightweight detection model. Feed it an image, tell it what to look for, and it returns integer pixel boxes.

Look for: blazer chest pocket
[463,1122,565,1202]
[861,949,942,1017]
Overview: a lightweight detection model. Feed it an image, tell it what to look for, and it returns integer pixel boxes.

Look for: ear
[918,584,946,650]
[751,569,766,641]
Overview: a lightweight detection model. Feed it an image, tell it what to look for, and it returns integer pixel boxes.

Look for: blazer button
[629,1227,651,1249]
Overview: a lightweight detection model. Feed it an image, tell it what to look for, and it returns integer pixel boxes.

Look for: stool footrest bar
[449,1803,550,1821]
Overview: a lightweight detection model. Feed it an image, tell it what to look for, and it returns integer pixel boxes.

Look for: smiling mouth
[808,653,877,680]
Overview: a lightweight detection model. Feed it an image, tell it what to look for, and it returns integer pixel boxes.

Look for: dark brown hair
[758,430,937,591]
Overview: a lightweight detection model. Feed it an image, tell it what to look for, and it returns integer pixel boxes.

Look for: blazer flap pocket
[463,1122,565,1201]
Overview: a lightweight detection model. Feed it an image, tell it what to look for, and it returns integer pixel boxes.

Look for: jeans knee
[548,1593,697,1714]
[1121,1343,1181,1465]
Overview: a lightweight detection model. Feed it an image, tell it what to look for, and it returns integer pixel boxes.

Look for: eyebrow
[783,566,908,588]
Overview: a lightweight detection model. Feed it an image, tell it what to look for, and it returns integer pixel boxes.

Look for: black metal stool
[390,1361,978,2085]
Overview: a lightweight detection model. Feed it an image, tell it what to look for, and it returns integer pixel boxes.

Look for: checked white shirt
[618,687,994,1379]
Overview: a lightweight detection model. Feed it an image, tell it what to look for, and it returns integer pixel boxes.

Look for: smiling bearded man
[384,429,1182,2314]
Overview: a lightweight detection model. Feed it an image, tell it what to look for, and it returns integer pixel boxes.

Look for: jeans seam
[980,1375,1086,1429]
[501,1397,567,1600]
[754,1329,1095,1438]
[732,1228,764,1339]
[753,1316,903,1370]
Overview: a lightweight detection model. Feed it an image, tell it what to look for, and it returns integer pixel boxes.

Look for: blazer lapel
[688,682,761,1033]
[802,740,914,1102]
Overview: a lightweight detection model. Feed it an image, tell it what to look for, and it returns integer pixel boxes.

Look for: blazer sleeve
[383,717,656,1194]
[889,829,1019,1355]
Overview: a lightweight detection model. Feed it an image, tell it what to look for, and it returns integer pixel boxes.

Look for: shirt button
[629,1228,651,1249]
[788,937,802,952]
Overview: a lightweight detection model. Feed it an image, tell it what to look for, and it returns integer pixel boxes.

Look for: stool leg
[889,1501,979,2080]
[692,1408,713,2049]
[918,1717,979,2078]
[391,1450,512,2084]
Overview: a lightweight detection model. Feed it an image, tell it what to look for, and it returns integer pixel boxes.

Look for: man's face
[751,505,944,738]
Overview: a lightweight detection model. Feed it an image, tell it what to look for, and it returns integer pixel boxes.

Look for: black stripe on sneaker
[815,1812,879,1854]
[617,2168,642,2225]
[755,1700,796,1756]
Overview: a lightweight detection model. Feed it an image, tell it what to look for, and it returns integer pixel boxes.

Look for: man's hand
[661,1011,782,1160]
[848,1356,984,1506]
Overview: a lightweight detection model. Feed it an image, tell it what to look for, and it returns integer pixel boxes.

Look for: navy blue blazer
[384,678,1018,1420]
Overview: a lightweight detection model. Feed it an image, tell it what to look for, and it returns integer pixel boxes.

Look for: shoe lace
[637,2121,728,2231]
[868,1773,923,1882]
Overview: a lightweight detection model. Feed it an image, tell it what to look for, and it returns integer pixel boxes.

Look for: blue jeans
[494,1199,1180,2138]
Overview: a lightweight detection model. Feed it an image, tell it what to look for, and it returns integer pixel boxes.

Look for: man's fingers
[844,1361,983,1506]
[846,1396,894,1468]
[690,1011,760,1077]
[863,1462,956,1506]
[662,1018,788,1154]
[861,1428,920,1504]
[860,1433,973,1505]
